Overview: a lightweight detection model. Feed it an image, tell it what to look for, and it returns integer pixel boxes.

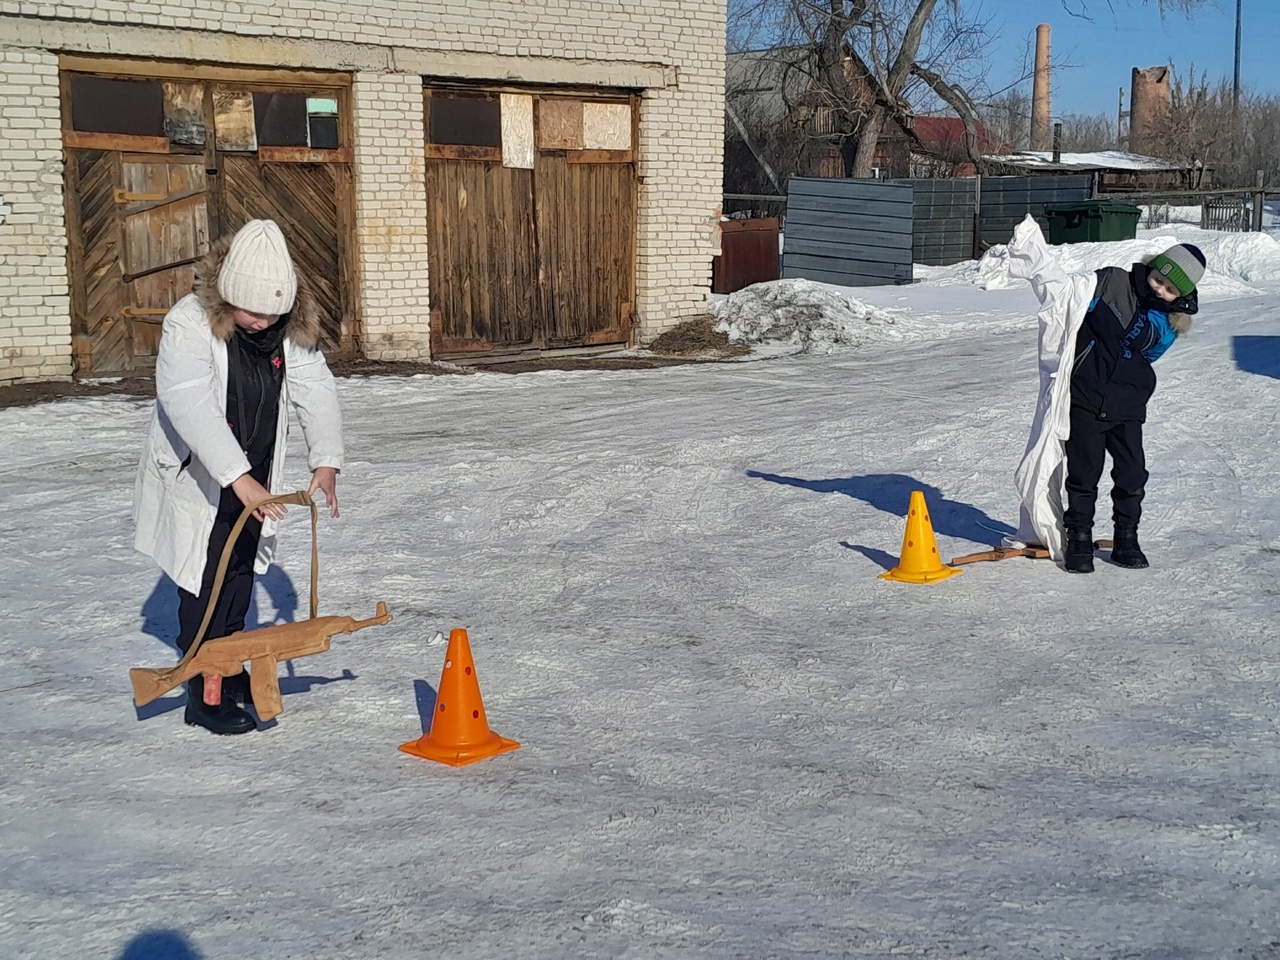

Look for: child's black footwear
[184,679,256,735]
[222,671,254,708]
[1110,525,1149,568]
[1064,527,1095,574]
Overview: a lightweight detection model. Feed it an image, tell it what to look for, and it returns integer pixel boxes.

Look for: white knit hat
[217,219,298,315]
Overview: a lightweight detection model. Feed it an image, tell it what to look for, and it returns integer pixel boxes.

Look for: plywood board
[501,94,534,169]
[538,99,583,150]
[214,89,257,152]
[163,81,205,145]
[582,102,631,151]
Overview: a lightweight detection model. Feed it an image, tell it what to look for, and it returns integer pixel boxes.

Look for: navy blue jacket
[1069,262,1197,423]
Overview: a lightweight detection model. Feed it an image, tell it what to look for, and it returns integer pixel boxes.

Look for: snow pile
[710,278,907,352]
[970,222,1280,300]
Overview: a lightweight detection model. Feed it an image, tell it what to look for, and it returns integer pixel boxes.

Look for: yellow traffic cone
[880,490,962,584]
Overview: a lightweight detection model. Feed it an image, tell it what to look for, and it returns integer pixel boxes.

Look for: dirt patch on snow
[0,377,156,409]
[0,349,716,408]
[648,315,751,358]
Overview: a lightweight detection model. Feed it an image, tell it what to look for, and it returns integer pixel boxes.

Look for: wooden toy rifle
[950,538,1114,565]
[130,491,392,721]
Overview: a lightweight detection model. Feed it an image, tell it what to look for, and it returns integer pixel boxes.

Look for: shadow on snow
[1233,335,1280,380]
[748,470,1013,570]
[116,929,204,960]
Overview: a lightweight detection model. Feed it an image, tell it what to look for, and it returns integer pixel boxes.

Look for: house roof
[907,115,1012,156]
[986,149,1195,172]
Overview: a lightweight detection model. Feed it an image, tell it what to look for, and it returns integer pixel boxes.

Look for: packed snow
[3,222,1279,959]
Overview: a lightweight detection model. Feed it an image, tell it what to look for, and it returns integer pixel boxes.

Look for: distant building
[726,48,1012,189]
[983,150,1209,192]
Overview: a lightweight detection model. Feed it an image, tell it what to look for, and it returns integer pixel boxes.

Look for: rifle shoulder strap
[174,490,319,673]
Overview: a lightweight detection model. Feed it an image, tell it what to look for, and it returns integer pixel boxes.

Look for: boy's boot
[1063,526,1095,574]
[184,678,255,735]
[1110,524,1149,569]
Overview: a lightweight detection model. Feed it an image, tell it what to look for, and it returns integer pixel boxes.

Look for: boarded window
[429,93,502,147]
[254,92,309,147]
[214,90,257,151]
[538,99,583,150]
[162,82,205,145]
[69,75,164,137]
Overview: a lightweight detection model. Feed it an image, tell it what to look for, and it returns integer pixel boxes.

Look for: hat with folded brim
[1149,242,1206,297]
[217,219,298,316]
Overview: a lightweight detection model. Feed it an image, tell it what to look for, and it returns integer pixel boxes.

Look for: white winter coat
[133,243,344,594]
[1000,216,1096,561]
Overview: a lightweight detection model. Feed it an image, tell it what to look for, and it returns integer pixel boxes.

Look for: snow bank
[710,278,907,352]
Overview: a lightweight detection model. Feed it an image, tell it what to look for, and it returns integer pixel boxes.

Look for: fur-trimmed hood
[192,235,322,349]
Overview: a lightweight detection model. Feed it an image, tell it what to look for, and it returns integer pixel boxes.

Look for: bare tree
[728,0,995,178]
[977,87,1031,153]
[1139,66,1230,185]
[1057,0,1212,14]
[1058,113,1116,151]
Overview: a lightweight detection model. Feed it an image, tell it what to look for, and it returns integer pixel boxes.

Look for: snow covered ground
[3,225,1280,959]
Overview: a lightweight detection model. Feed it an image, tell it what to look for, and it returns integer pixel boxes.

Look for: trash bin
[1044,200,1143,244]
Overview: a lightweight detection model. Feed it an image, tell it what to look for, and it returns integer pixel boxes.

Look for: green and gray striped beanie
[1149,243,1206,297]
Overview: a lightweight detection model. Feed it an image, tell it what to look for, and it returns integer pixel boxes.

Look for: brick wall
[351,73,432,360]
[0,0,725,378]
[0,48,72,383]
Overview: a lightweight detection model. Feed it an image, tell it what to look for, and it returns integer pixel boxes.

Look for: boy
[1063,242,1205,573]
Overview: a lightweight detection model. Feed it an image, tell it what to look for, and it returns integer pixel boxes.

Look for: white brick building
[0,1,726,381]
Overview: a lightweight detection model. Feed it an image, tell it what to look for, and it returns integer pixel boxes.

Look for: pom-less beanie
[217,219,298,316]
[1149,243,1206,297]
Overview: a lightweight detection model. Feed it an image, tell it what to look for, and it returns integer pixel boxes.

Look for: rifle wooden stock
[130,602,392,720]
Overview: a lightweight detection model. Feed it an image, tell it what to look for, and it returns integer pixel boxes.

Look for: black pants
[176,485,263,654]
[1064,407,1147,530]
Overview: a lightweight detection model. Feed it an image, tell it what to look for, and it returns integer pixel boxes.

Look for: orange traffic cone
[880,489,962,584]
[400,628,520,766]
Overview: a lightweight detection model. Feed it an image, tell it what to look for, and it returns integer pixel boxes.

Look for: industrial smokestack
[1129,65,1170,156]
[1031,24,1052,151]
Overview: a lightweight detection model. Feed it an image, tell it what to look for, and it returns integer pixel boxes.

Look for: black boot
[184,679,256,735]
[1064,526,1095,574]
[222,671,254,708]
[1110,524,1149,569]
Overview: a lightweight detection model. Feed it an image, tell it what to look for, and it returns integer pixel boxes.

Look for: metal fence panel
[782,177,913,286]
[891,178,975,266]
[978,175,1093,247]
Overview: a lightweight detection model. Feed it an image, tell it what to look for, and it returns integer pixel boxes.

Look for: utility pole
[1233,0,1243,119]
[1117,87,1129,149]
[1232,0,1243,163]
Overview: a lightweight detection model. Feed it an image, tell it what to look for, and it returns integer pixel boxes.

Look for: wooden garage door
[61,66,354,377]
[425,157,540,353]
[221,156,348,353]
[65,150,209,375]
[424,88,637,360]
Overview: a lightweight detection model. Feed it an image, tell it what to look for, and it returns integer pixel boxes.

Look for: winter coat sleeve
[154,304,252,488]
[1141,311,1178,362]
[286,343,344,472]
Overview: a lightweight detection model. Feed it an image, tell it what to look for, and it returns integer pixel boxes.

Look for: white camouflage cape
[1001,216,1097,561]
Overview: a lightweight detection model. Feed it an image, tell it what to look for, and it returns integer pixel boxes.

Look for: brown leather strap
[174,490,319,672]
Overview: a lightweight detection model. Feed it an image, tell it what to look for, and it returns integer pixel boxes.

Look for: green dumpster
[1044,200,1142,244]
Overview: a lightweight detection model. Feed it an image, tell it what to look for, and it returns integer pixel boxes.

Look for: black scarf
[227,316,289,480]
